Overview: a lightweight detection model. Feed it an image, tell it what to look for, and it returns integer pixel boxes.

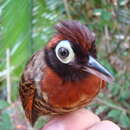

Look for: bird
[19,20,114,126]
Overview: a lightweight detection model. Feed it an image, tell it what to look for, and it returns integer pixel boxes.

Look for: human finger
[87,120,120,130]
[42,109,100,130]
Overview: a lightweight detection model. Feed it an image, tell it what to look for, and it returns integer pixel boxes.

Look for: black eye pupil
[58,47,69,58]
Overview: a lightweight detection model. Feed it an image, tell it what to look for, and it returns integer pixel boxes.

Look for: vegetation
[0,0,130,129]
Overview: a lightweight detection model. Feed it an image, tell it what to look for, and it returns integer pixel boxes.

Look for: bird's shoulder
[23,49,46,81]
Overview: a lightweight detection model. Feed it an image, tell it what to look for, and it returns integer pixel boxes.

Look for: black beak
[82,56,114,83]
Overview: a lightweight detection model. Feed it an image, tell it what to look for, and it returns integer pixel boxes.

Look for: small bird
[19,20,114,126]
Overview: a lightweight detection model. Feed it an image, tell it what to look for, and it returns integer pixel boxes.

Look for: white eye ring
[55,40,75,64]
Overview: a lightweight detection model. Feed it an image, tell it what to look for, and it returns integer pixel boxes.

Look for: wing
[19,49,46,126]
[19,76,36,125]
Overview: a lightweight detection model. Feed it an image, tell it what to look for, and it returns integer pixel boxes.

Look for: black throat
[44,48,88,82]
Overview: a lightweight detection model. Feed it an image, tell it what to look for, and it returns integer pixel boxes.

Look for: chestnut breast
[41,67,103,108]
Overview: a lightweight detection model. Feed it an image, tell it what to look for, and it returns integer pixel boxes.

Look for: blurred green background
[0,0,130,129]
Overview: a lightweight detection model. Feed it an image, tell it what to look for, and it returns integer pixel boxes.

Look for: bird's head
[45,20,114,83]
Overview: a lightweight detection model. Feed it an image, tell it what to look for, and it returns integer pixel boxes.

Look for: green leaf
[107,83,120,96]
[119,112,130,128]
[101,10,112,21]
[32,0,60,51]
[2,0,33,77]
[0,100,9,110]
[11,83,18,101]
[93,9,112,21]
[107,110,121,120]
[120,90,130,100]
[95,105,108,115]
[0,111,13,130]
[93,9,103,17]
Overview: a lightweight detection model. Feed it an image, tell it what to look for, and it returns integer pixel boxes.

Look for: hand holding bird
[43,109,120,130]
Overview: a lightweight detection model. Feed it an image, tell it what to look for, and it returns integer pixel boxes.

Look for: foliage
[0,0,130,129]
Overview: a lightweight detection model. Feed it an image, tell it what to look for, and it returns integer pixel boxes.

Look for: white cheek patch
[55,40,75,64]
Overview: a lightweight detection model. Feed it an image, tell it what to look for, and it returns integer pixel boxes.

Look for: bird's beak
[82,55,114,83]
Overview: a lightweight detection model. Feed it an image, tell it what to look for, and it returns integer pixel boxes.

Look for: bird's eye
[55,40,75,64]
[58,47,69,59]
